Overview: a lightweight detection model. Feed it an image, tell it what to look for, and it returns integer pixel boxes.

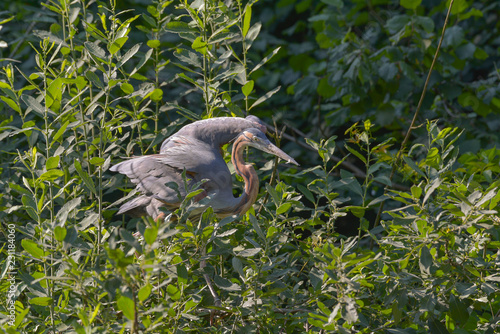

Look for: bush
[0,0,499,333]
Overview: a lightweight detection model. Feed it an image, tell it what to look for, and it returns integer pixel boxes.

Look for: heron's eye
[253,136,258,141]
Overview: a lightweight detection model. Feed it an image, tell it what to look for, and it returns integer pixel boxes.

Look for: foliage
[0,0,499,333]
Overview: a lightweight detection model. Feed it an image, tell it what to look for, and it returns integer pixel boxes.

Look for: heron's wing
[111,137,232,203]
[160,117,265,153]
[110,154,188,204]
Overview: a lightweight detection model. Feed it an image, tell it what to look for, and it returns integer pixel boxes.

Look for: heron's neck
[230,138,259,216]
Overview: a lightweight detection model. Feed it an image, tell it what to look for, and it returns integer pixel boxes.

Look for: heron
[110,120,298,222]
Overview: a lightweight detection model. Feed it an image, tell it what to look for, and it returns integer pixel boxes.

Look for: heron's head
[240,128,299,166]
[245,115,267,134]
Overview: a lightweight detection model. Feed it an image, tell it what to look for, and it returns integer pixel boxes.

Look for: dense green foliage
[0,0,499,333]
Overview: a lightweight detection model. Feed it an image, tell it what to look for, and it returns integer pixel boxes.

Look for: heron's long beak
[259,142,299,166]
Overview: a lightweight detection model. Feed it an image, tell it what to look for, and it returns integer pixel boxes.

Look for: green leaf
[116,295,135,320]
[29,297,52,306]
[39,169,64,182]
[191,36,207,54]
[177,264,188,286]
[56,197,81,225]
[400,0,421,10]
[117,43,141,69]
[75,160,96,195]
[265,183,280,206]
[449,294,469,324]
[165,21,194,34]
[298,184,315,204]
[46,156,60,170]
[166,284,181,301]
[147,39,160,48]
[242,5,252,38]
[276,202,292,215]
[449,0,468,15]
[85,71,104,89]
[109,36,128,55]
[214,275,241,291]
[150,88,163,102]
[250,47,281,74]
[419,246,433,275]
[250,86,280,110]
[428,317,450,334]
[237,248,261,257]
[245,22,261,50]
[120,82,134,94]
[53,120,69,142]
[54,226,67,242]
[22,239,45,259]
[232,257,244,278]
[402,155,427,178]
[89,157,105,166]
[411,185,422,199]
[320,0,343,8]
[85,41,106,59]
[242,80,254,97]
[1,96,20,113]
[21,95,45,116]
[46,78,63,109]
[138,284,152,302]
[144,226,157,245]
[345,145,366,164]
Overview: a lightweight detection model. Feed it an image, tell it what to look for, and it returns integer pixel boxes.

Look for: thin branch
[372,0,456,239]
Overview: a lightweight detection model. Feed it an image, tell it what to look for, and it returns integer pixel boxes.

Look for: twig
[371,0,456,244]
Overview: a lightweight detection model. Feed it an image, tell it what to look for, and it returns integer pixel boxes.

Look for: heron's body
[110,117,297,220]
